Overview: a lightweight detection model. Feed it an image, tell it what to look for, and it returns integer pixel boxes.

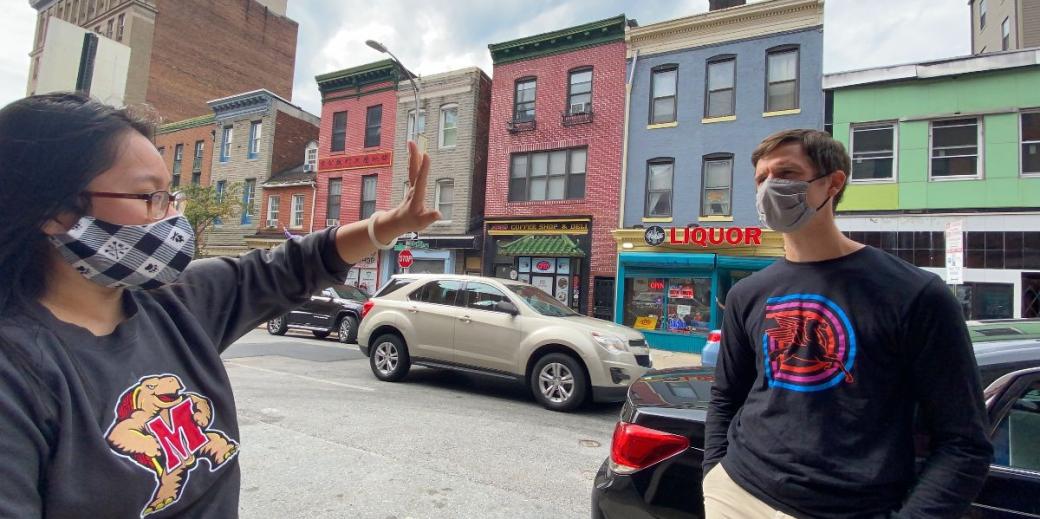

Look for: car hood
[973,339,1040,366]
[557,315,644,340]
[626,366,715,411]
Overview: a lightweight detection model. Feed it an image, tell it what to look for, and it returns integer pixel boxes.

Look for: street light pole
[365,39,425,152]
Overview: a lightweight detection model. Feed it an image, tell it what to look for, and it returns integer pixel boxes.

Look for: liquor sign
[318,151,392,172]
[644,226,763,247]
[945,220,964,285]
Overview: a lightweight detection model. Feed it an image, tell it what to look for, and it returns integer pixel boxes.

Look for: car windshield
[505,284,578,317]
[331,285,368,301]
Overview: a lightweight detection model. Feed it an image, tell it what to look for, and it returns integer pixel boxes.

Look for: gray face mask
[755,174,833,233]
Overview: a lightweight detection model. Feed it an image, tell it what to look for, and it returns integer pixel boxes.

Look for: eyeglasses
[85,190,187,220]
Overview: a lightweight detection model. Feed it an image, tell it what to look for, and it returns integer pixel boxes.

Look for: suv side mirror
[495,301,519,316]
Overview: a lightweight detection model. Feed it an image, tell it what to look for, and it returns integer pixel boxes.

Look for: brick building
[154,114,216,188]
[387,67,492,277]
[205,89,319,256]
[244,142,318,251]
[483,15,628,316]
[28,0,297,122]
[314,60,402,293]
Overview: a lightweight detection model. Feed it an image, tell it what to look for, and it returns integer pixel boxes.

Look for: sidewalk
[649,348,702,369]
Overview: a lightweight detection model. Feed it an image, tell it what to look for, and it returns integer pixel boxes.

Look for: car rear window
[374,278,417,298]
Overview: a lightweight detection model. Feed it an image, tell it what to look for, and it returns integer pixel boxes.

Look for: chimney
[709,0,746,11]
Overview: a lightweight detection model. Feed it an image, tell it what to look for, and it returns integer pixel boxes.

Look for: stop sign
[398,249,414,269]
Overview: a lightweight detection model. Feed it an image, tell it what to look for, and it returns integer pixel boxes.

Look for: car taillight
[707,330,722,343]
[361,301,375,319]
[609,422,690,475]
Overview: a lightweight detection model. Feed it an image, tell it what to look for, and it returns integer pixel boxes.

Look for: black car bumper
[592,456,704,519]
[592,385,629,403]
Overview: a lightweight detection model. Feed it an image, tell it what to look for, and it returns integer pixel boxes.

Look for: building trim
[824,48,1040,90]
[157,114,215,134]
[315,59,406,95]
[488,15,626,64]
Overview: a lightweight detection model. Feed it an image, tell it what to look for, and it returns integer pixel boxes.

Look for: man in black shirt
[703,129,992,518]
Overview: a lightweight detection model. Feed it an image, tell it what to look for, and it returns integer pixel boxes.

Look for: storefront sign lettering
[318,151,392,172]
[488,221,590,234]
[643,226,763,247]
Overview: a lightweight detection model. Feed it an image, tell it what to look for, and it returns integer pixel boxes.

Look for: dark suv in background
[267,284,368,343]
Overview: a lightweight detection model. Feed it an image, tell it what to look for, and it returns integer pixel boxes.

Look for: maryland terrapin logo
[762,294,857,392]
[106,374,239,517]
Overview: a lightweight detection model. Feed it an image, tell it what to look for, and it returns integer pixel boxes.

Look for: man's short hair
[751,129,852,207]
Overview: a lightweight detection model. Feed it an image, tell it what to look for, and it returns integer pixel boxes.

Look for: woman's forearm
[333,210,408,265]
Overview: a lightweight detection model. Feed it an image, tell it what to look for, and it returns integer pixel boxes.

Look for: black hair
[0,92,156,312]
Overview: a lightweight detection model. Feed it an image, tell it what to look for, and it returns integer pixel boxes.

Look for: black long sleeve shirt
[703,246,992,518]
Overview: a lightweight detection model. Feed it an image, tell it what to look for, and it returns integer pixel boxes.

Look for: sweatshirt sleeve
[703,289,757,476]
[164,226,353,352]
[894,277,993,518]
[0,333,51,518]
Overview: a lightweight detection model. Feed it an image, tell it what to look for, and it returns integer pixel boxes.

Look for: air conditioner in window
[570,103,590,115]
[303,163,313,172]
[326,219,340,227]
[266,219,278,228]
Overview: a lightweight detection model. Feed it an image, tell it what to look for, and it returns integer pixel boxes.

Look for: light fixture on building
[365,39,425,152]
[622,242,634,249]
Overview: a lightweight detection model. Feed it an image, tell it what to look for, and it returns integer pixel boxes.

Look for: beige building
[205,89,319,256]
[388,67,492,276]
[970,0,1040,54]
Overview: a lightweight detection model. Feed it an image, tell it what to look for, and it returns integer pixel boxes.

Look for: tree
[180,182,243,253]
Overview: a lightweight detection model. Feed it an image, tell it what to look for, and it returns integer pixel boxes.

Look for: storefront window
[955,282,1014,320]
[624,277,712,334]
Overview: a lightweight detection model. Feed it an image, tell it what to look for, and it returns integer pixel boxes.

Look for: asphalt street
[223,329,623,519]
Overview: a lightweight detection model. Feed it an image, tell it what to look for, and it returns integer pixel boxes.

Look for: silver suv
[357,274,652,411]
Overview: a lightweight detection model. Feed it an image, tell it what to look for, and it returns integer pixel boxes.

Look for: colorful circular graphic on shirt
[761,294,857,392]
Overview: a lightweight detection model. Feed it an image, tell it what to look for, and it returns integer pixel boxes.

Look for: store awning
[498,234,586,257]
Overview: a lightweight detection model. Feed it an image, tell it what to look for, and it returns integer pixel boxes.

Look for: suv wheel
[530,353,588,412]
[337,315,359,344]
[369,334,410,382]
[267,316,288,336]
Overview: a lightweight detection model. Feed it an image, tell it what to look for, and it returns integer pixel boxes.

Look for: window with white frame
[979,0,987,29]
[291,194,304,228]
[440,104,458,148]
[514,78,536,122]
[850,123,896,181]
[220,126,232,162]
[267,196,280,225]
[766,46,799,112]
[192,140,204,172]
[1002,17,1011,50]
[568,68,593,114]
[248,121,262,159]
[361,175,377,219]
[645,159,673,218]
[650,65,678,124]
[1023,111,1040,175]
[331,111,347,152]
[435,179,454,221]
[705,56,735,118]
[931,118,981,179]
[407,109,426,142]
[305,141,318,170]
[701,155,733,217]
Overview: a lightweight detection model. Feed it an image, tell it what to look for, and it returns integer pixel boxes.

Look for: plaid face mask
[49,214,196,290]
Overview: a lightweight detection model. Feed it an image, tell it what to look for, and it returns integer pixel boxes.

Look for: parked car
[698,330,722,368]
[591,364,1040,518]
[267,284,368,343]
[357,274,652,411]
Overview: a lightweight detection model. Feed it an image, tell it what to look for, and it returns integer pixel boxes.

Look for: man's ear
[41,212,78,236]
[828,170,847,198]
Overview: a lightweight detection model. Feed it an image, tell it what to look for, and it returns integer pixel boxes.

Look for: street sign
[945,220,964,285]
[399,231,419,241]
[398,249,414,269]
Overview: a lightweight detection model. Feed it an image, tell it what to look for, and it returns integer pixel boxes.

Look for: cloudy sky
[2,0,971,115]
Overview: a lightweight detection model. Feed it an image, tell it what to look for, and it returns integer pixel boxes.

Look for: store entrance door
[593,277,615,321]
[1024,273,1040,318]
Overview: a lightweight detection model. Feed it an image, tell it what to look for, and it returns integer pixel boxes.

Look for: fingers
[412,151,431,202]
[408,140,420,183]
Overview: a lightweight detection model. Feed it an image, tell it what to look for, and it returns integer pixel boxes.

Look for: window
[267,196,280,225]
[955,282,1014,320]
[291,194,304,229]
[622,277,713,334]
[507,148,586,202]
[172,144,183,187]
[850,123,896,181]
[705,56,735,118]
[215,180,226,201]
[364,105,382,148]
[331,111,347,152]
[326,178,341,223]
[991,381,1040,471]
[650,65,678,124]
[241,179,256,225]
[701,155,733,217]
[645,159,673,218]
[106,18,113,38]
[192,140,204,172]
[568,68,593,114]
[407,109,426,142]
[409,280,463,306]
[361,175,377,220]
[931,118,981,179]
[514,78,536,122]
[1023,111,1040,175]
[116,13,124,41]
[964,231,1040,270]
[305,141,318,170]
[435,179,454,221]
[979,0,987,29]
[766,46,799,112]
[157,146,165,157]
[464,282,510,312]
[1002,17,1011,50]
[248,121,262,159]
[220,126,232,162]
[440,104,458,148]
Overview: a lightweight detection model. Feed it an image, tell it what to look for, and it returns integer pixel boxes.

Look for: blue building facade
[614,0,824,353]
